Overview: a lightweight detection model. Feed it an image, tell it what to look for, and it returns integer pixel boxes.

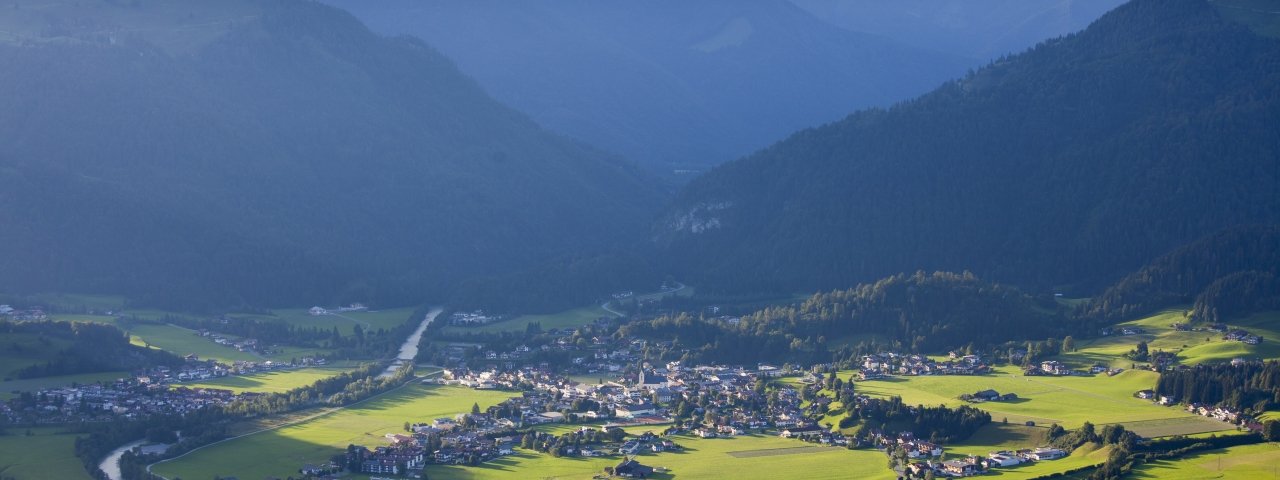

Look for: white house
[308,306,327,316]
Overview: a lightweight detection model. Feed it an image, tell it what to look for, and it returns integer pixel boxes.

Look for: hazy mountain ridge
[321,0,973,171]
[659,0,1280,298]
[0,0,661,309]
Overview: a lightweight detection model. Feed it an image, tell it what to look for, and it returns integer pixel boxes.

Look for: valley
[0,0,1277,479]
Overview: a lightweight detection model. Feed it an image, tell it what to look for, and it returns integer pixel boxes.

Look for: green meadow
[176,365,365,394]
[0,332,76,379]
[232,306,421,336]
[425,433,893,480]
[850,365,1186,427]
[0,427,92,480]
[152,384,519,480]
[443,305,618,335]
[1056,309,1280,369]
[944,424,1114,479]
[1127,442,1280,479]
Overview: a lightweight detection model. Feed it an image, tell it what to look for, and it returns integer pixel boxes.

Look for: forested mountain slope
[790,0,1126,62]
[659,0,1280,298]
[0,0,660,309]
[1083,225,1280,324]
[322,0,971,171]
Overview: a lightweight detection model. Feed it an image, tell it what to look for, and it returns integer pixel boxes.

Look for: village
[1,356,328,424]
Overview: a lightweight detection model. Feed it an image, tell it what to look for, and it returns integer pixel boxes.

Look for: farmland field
[0,332,76,379]
[0,427,91,480]
[1127,442,1280,479]
[443,305,618,334]
[425,433,894,480]
[1056,310,1280,369]
[850,365,1188,427]
[176,365,365,393]
[233,306,421,336]
[152,384,519,480]
[1116,416,1238,438]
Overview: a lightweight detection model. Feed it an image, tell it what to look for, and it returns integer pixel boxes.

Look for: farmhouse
[308,306,327,316]
[614,459,654,478]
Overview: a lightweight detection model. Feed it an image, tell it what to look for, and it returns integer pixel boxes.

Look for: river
[380,307,441,378]
[99,439,145,480]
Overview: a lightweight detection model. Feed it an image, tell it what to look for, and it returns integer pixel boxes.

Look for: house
[1159,395,1177,406]
[308,306,327,316]
[942,459,977,476]
[615,402,657,418]
[614,459,654,478]
[988,451,1024,467]
[1030,447,1066,460]
[973,389,1001,401]
[1136,390,1155,400]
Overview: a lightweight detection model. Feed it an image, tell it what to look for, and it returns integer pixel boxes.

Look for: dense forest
[1155,361,1280,413]
[0,0,659,311]
[621,271,1062,363]
[657,0,1280,300]
[1082,225,1280,324]
[0,321,182,379]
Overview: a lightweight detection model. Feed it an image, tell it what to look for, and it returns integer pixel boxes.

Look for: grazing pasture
[152,384,518,480]
[1128,442,1280,479]
[0,427,91,480]
[176,365,364,394]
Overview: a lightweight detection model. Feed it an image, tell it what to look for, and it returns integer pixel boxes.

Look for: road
[600,282,685,317]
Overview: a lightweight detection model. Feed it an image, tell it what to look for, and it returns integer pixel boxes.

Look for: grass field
[425,433,894,480]
[0,427,91,480]
[0,371,128,399]
[0,332,75,379]
[851,365,1188,427]
[152,384,519,480]
[944,424,1114,479]
[1056,310,1280,370]
[1128,442,1280,479]
[444,305,618,335]
[176,365,364,394]
[233,307,420,336]
[1115,416,1239,438]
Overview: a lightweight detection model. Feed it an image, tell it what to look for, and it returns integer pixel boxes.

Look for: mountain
[658,0,1280,299]
[789,0,1127,62]
[0,0,660,309]
[320,0,971,172]
[1082,225,1280,324]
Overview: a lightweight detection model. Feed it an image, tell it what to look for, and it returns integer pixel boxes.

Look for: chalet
[308,306,327,316]
[1159,395,1177,406]
[973,389,1000,401]
[1136,390,1155,400]
[1039,361,1070,376]
[779,425,824,439]
[942,459,978,476]
[614,459,654,478]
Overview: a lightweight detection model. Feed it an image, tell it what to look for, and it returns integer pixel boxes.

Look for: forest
[1083,225,1280,325]
[655,0,1280,304]
[621,271,1063,363]
[0,320,182,379]
[1155,361,1280,413]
